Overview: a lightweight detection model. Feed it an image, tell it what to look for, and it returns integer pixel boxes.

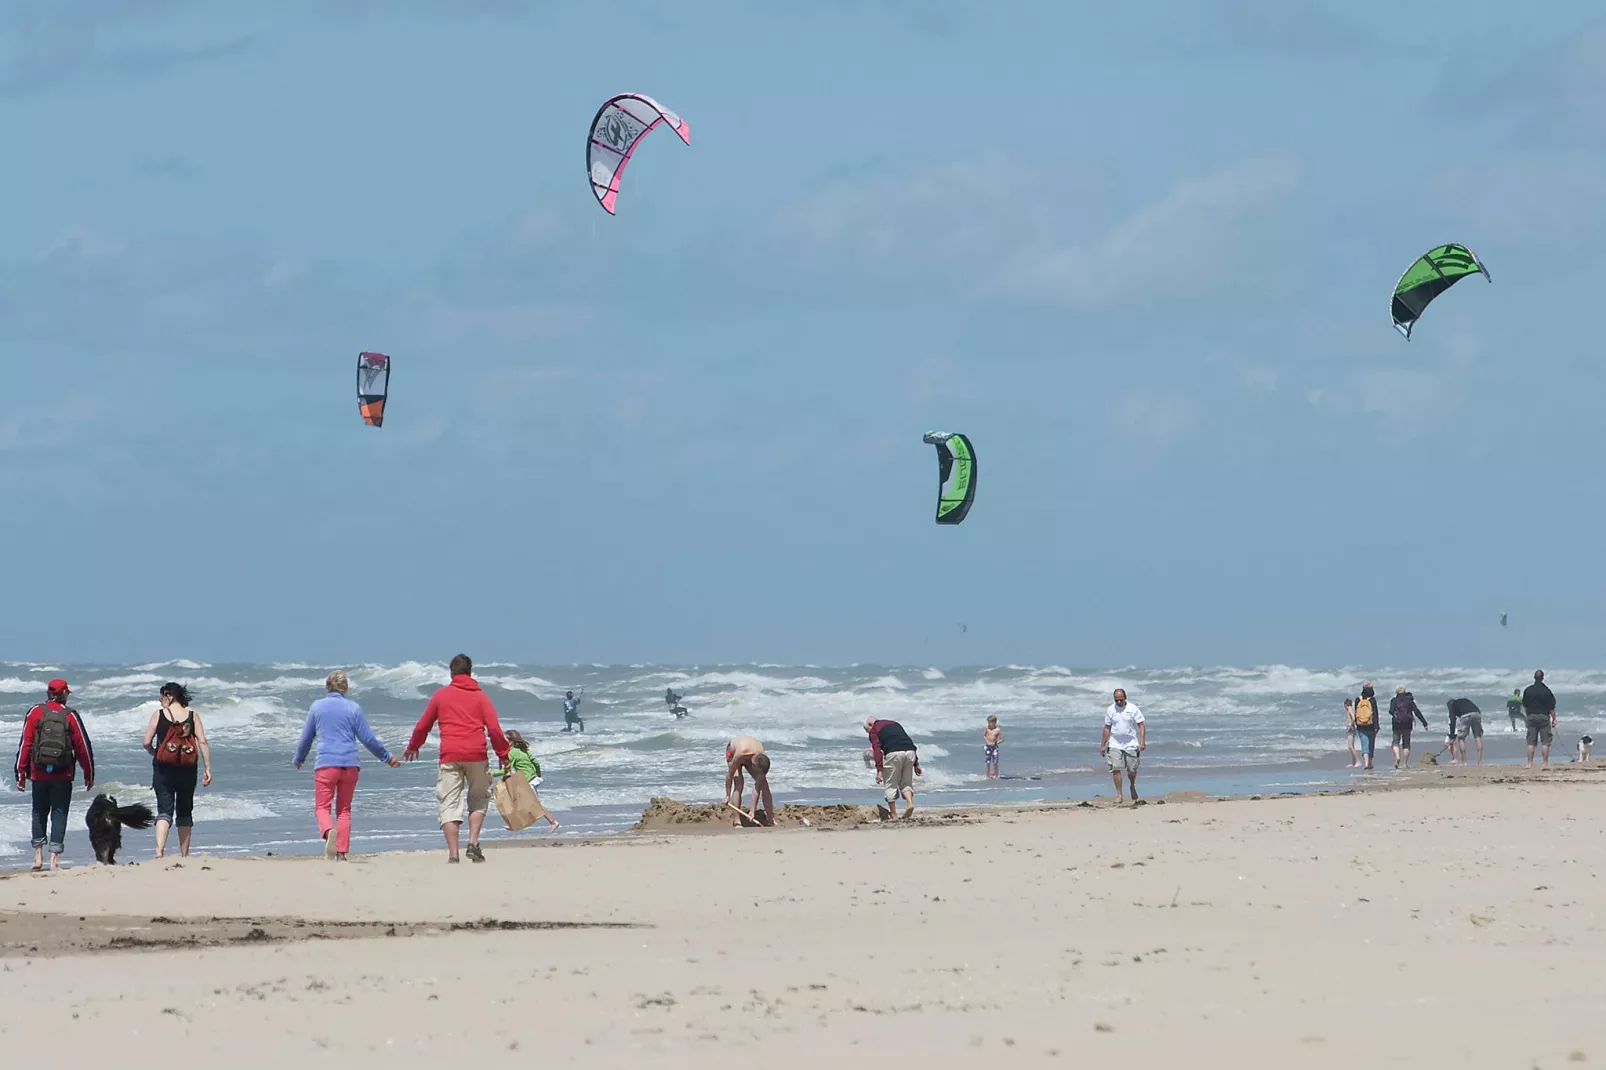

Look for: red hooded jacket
[407,675,509,765]
[14,702,95,785]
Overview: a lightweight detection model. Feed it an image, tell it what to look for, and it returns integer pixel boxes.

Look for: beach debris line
[633,797,883,831]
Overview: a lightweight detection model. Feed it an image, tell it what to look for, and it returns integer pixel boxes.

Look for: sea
[3,661,1601,867]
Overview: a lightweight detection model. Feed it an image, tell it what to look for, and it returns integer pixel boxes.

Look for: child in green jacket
[499,731,558,831]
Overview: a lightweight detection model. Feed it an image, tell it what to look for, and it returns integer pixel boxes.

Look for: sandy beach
[1,766,1602,1067]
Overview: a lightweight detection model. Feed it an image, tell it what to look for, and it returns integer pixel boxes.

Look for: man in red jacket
[13,678,95,871]
[405,654,509,864]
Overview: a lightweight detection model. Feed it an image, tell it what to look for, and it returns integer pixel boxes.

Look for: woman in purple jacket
[293,671,399,860]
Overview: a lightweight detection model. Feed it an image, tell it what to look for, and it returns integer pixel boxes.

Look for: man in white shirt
[1100,688,1147,803]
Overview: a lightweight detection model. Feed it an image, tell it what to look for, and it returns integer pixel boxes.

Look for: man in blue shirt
[562,690,584,733]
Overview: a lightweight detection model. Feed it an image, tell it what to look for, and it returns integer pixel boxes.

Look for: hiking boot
[465,843,485,863]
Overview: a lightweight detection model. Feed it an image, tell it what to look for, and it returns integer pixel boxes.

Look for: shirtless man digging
[725,736,774,826]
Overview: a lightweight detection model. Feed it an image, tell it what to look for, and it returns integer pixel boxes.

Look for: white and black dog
[1577,735,1593,763]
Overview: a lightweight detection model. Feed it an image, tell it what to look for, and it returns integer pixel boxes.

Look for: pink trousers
[315,766,360,853]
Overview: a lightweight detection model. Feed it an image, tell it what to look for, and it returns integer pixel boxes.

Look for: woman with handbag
[141,682,212,858]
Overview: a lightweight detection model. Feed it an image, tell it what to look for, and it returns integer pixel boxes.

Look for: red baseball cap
[46,678,70,695]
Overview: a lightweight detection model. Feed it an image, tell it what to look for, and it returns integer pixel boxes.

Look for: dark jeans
[30,780,72,853]
[153,761,199,827]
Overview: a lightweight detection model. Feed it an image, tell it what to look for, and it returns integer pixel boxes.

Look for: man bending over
[725,736,773,826]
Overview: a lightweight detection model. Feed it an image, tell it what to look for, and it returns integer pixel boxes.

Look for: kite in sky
[586,93,690,214]
[1391,243,1490,339]
[923,432,977,525]
[357,352,390,428]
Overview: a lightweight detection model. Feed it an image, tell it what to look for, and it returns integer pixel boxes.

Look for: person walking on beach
[1447,698,1483,766]
[141,682,212,859]
[1351,682,1381,771]
[1344,699,1360,767]
[293,671,401,860]
[1389,684,1428,768]
[404,654,510,864]
[1101,688,1146,803]
[1522,670,1557,769]
[865,717,922,820]
[983,715,1003,778]
[1507,688,1525,732]
[497,730,559,831]
[724,735,774,826]
[13,679,94,871]
[561,690,584,733]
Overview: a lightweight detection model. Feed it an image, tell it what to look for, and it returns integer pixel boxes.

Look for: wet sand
[0,765,1602,1066]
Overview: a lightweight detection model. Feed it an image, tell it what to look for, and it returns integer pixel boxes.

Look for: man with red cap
[13,679,95,871]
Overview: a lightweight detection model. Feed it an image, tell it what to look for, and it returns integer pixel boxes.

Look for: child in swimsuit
[983,715,1002,778]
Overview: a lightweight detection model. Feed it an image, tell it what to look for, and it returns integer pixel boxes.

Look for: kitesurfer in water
[561,691,583,733]
[665,687,686,718]
[1507,689,1525,732]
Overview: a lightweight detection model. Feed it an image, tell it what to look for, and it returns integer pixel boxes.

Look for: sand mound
[632,798,883,832]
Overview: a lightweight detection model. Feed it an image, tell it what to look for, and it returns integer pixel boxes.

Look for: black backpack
[32,705,75,773]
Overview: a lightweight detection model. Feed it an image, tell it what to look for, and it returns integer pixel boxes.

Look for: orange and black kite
[357,352,390,427]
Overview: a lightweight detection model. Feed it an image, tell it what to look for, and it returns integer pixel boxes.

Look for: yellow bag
[1354,696,1375,727]
[492,769,549,831]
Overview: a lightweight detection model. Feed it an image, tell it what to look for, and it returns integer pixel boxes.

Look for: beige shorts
[883,750,916,801]
[1107,748,1140,775]
[436,761,491,826]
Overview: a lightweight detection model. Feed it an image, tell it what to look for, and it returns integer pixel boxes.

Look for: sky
[3,0,1605,667]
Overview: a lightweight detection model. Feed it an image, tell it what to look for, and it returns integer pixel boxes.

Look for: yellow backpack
[1354,696,1375,727]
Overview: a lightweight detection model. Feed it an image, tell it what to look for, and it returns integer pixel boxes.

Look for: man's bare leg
[178,827,192,857]
[900,787,915,819]
[1475,737,1483,765]
[1526,742,1536,769]
[467,810,486,845]
[1128,772,1139,802]
[756,776,775,826]
[443,820,461,860]
[1541,742,1551,768]
[1110,769,1124,801]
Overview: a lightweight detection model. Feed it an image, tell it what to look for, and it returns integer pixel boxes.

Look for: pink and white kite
[586,93,690,215]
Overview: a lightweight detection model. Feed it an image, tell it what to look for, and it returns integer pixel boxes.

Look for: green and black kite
[923,431,976,525]
[1391,243,1490,340]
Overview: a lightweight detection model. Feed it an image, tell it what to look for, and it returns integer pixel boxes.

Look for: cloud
[130,152,204,182]
[1436,19,1606,146]
[1105,392,1204,456]
[1165,0,1403,58]
[0,1,253,97]
[995,157,1301,307]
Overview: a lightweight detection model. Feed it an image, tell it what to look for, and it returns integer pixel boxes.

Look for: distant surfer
[982,715,1002,778]
[724,736,773,826]
[666,687,687,719]
[1507,688,1525,732]
[865,717,921,820]
[561,691,583,733]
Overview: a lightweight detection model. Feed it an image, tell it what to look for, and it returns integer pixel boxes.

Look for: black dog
[85,794,156,864]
